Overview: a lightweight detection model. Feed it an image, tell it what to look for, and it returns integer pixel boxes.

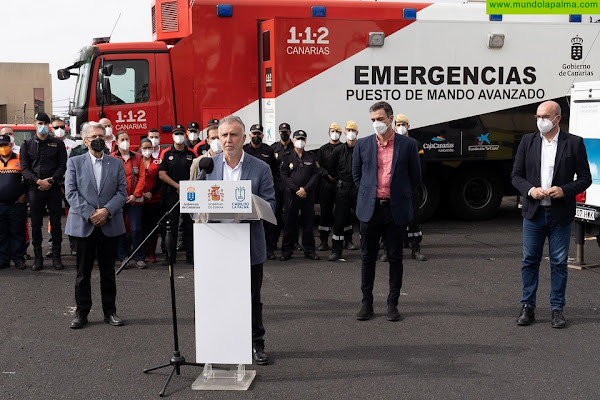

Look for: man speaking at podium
[204,116,276,365]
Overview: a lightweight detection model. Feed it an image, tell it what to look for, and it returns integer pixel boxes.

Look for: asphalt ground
[2,197,600,399]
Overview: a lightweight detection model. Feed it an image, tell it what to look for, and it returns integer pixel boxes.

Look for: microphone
[197,157,214,180]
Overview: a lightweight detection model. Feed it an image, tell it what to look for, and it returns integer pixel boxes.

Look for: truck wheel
[449,169,503,220]
[416,177,440,223]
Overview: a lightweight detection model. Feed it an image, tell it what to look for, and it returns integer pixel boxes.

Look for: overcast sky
[0,0,151,118]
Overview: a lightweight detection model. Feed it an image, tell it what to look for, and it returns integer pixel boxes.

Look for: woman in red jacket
[139,138,162,263]
[112,131,146,268]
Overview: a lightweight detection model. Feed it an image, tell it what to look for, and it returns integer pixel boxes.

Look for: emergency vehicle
[2,124,36,146]
[57,0,600,220]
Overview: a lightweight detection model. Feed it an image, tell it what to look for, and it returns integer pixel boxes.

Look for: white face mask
[537,116,556,134]
[105,127,113,139]
[118,140,130,151]
[346,131,357,141]
[141,149,153,158]
[330,131,341,141]
[149,137,160,147]
[54,128,66,138]
[396,126,408,136]
[188,132,198,142]
[173,134,185,145]
[210,139,223,154]
[373,120,389,136]
[294,139,306,149]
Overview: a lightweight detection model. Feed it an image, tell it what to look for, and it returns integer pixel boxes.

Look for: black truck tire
[449,168,503,220]
[416,176,440,223]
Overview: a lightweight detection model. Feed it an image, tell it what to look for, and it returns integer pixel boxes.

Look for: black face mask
[280,132,290,142]
[90,137,106,152]
[251,136,262,145]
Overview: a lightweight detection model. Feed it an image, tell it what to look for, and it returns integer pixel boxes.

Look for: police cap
[35,112,51,123]
[207,119,220,127]
[250,124,263,133]
[187,121,200,131]
[293,130,307,139]
[279,123,291,132]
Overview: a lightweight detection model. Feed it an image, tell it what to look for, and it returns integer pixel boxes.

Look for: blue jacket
[352,133,421,226]
[206,152,276,265]
[65,153,127,238]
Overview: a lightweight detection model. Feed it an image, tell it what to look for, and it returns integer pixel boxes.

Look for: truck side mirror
[57,69,71,80]
[102,64,113,77]
[102,77,112,105]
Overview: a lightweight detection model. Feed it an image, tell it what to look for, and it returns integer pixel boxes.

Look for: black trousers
[0,202,27,264]
[318,181,337,238]
[29,187,63,249]
[281,191,315,255]
[251,263,266,349]
[266,186,284,252]
[73,228,119,316]
[162,192,193,258]
[359,202,406,307]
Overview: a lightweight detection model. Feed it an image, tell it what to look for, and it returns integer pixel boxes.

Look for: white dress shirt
[223,151,245,181]
[539,132,559,206]
[89,151,104,192]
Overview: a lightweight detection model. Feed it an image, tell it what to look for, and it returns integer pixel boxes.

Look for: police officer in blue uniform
[20,112,67,271]
[279,130,320,261]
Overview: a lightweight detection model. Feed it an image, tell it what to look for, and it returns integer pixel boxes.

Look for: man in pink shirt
[352,101,422,322]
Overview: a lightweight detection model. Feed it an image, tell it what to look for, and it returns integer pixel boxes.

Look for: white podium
[179,180,274,391]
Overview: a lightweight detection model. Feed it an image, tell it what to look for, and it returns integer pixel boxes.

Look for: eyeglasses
[87,135,104,140]
[53,126,66,129]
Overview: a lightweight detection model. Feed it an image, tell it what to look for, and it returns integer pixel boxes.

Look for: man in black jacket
[511,100,591,329]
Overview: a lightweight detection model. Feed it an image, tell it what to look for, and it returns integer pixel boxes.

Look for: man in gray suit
[65,121,127,329]
[205,115,276,365]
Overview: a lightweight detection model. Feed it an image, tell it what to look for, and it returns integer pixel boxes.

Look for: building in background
[0,63,52,124]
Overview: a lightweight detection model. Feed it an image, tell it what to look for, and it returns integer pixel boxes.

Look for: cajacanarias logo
[423,136,455,152]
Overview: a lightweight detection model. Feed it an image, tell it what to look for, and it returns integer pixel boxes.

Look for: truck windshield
[73,48,94,109]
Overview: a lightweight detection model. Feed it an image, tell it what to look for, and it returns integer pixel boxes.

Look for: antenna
[109,13,121,40]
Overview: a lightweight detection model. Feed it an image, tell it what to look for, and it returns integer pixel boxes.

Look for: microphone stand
[118,200,203,397]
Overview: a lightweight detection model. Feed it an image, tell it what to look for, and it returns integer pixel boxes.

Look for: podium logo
[208,185,224,202]
[187,187,196,201]
[235,186,246,202]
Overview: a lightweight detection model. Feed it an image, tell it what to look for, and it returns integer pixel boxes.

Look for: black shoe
[345,242,357,250]
[279,254,292,261]
[551,310,567,329]
[327,253,340,261]
[267,251,276,260]
[70,314,88,329]
[31,259,43,271]
[387,305,401,322]
[14,260,26,270]
[356,304,374,321]
[379,252,388,262]
[294,243,304,252]
[516,305,535,326]
[317,243,329,251]
[412,250,427,261]
[176,243,185,252]
[104,313,124,326]
[305,253,320,260]
[53,257,65,270]
[252,348,269,365]
[46,249,53,258]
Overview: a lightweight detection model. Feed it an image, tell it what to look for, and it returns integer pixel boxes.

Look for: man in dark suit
[206,116,276,365]
[511,100,591,329]
[352,101,421,322]
[65,121,128,329]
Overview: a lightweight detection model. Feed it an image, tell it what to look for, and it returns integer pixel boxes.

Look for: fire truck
[57,0,600,220]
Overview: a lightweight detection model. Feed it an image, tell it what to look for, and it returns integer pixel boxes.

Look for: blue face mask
[37,125,49,136]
